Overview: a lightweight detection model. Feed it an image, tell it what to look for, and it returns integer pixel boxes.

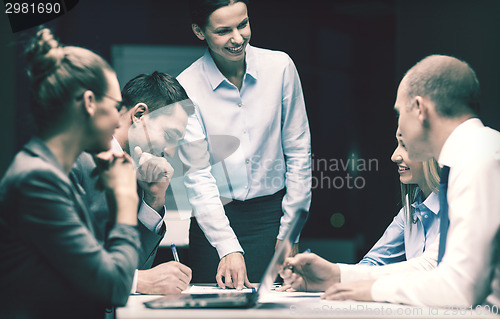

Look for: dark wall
[2,0,500,259]
[0,10,16,182]
[396,0,500,130]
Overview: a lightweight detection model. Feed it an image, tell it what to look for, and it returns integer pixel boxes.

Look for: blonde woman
[279,131,442,293]
[359,131,441,265]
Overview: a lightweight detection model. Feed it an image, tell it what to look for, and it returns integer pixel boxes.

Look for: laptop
[144,209,308,309]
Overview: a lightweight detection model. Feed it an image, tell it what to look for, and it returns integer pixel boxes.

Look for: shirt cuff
[277,211,302,243]
[278,223,293,242]
[214,238,244,259]
[371,272,418,305]
[130,269,139,294]
[370,274,401,303]
[138,200,165,235]
[358,258,378,266]
[338,263,378,283]
[278,229,301,243]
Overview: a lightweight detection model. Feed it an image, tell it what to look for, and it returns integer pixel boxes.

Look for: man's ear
[82,90,96,117]
[192,24,206,41]
[130,103,149,123]
[414,96,430,123]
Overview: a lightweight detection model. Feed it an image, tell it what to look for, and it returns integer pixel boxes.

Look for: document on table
[184,285,255,294]
[258,291,323,303]
[183,284,324,305]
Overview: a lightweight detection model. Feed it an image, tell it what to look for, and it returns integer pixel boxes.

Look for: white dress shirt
[371,118,500,307]
[339,238,439,283]
[177,45,312,258]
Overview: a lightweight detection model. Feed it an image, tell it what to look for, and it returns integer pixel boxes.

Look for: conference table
[117,287,499,319]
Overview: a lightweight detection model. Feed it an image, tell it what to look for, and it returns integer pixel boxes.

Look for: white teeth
[399,166,409,171]
[227,46,242,52]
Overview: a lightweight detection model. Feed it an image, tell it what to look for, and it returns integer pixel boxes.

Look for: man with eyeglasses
[71,72,195,301]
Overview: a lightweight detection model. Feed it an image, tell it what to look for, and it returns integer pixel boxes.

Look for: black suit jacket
[0,138,140,319]
[71,151,165,270]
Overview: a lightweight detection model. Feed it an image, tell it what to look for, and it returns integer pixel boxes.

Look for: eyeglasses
[76,92,125,112]
[103,94,126,112]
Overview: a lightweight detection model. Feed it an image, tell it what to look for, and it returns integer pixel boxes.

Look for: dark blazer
[0,138,140,319]
[71,151,165,270]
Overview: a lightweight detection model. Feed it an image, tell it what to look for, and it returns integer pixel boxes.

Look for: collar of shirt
[412,191,440,216]
[202,44,258,91]
[438,118,484,168]
[110,136,124,154]
[410,189,439,221]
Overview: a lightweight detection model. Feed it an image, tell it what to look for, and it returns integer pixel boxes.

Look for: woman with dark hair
[0,28,140,319]
[178,0,311,288]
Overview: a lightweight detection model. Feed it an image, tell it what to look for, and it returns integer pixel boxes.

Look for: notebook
[144,209,308,309]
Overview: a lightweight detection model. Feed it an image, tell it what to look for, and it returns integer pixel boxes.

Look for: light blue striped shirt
[359,190,440,265]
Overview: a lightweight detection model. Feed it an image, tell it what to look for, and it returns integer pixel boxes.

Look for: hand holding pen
[279,249,341,292]
[136,246,192,294]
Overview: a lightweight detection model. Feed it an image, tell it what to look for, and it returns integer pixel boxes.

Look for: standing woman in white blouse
[177,0,312,288]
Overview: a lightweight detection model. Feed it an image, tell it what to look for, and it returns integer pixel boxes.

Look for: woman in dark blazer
[0,28,140,319]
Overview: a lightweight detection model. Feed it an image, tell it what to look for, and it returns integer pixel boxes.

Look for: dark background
[1,0,499,262]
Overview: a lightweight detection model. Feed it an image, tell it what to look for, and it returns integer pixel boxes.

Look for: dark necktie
[437,165,450,264]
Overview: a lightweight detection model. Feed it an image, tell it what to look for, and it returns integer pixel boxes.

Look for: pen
[283,248,311,271]
[171,243,180,262]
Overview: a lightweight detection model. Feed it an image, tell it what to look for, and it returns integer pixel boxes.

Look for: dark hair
[121,71,194,116]
[189,0,249,29]
[403,54,480,117]
[25,28,112,135]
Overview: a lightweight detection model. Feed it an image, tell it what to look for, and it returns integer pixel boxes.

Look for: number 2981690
[5,2,61,14]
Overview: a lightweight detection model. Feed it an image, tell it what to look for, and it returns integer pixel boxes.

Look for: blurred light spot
[330,213,345,228]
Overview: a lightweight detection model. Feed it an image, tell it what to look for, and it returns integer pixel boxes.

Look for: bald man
[281,55,500,308]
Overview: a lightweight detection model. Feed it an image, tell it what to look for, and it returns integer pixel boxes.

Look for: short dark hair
[26,28,112,134]
[189,0,249,30]
[403,54,480,117]
[121,71,194,116]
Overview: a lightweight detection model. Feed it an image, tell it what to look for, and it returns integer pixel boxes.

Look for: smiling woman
[193,3,250,62]
[357,131,441,266]
[177,0,312,287]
